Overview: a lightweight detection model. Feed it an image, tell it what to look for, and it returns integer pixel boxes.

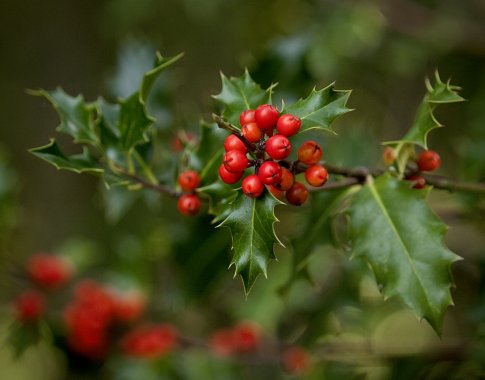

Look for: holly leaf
[197,181,238,223]
[117,52,183,151]
[29,139,103,174]
[31,88,99,146]
[283,84,353,134]
[213,70,274,126]
[348,174,460,333]
[386,71,464,149]
[218,192,283,293]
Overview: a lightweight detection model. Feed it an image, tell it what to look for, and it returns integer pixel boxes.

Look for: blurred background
[1,0,485,379]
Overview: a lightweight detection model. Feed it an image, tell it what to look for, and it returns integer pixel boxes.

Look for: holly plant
[30,52,483,339]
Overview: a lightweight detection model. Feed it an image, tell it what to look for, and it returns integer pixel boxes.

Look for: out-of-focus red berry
[283,346,311,374]
[121,324,178,358]
[27,253,72,289]
[209,328,237,357]
[15,290,45,323]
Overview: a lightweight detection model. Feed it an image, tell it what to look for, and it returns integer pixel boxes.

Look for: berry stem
[212,114,255,151]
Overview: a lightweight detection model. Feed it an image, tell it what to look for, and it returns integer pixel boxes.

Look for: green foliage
[391,72,464,149]
[213,70,274,126]
[283,85,353,134]
[348,174,460,333]
[218,192,283,293]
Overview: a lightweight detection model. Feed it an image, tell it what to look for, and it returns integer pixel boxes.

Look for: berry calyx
[258,161,282,185]
[286,182,309,206]
[242,174,264,198]
[297,140,322,165]
[178,170,201,191]
[274,167,294,191]
[417,150,441,172]
[242,122,262,143]
[219,164,244,184]
[223,150,249,173]
[177,194,201,216]
[276,114,301,137]
[255,104,279,130]
[265,135,292,160]
[224,134,247,153]
[239,109,256,126]
[305,164,329,187]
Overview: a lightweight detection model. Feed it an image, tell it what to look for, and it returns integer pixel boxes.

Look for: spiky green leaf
[283,84,353,134]
[31,88,99,146]
[218,192,283,293]
[348,174,460,333]
[386,72,464,149]
[213,70,274,126]
[197,181,238,223]
[29,139,102,174]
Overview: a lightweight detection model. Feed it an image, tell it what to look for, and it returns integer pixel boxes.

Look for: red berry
[233,321,261,353]
[298,141,322,164]
[407,174,426,189]
[255,104,279,130]
[27,253,72,289]
[286,182,309,206]
[219,164,244,184]
[177,194,201,216]
[242,174,264,198]
[382,146,397,166]
[265,135,292,160]
[121,324,178,358]
[223,150,249,173]
[15,290,45,323]
[258,161,282,185]
[305,164,329,187]
[178,170,201,191]
[283,346,311,374]
[224,134,247,153]
[274,167,294,191]
[417,150,441,172]
[239,109,256,126]
[210,328,237,357]
[276,114,301,137]
[242,122,262,143]
[267,185,285,200]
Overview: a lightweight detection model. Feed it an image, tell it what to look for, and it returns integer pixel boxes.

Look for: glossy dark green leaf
[32,88,99,146]
[212,70,274,126]
[218,192,283,293]
[283,84,353,134]
[348,174,460,333]
[197,181,238,223]
[29,139,103,174]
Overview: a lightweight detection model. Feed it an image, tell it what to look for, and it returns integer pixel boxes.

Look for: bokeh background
[1,0,485,379]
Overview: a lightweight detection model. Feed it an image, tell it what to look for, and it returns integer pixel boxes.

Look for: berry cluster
[408,149,441,189]
[177,169,202,216]
[219,105,329,205]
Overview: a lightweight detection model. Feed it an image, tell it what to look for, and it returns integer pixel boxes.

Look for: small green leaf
[31,88,99,146]
[386,71,464,149]
[348,174,460,333]
[283,84,353,134]
[118,52,183,151]
[218,192,283,293]
[197,181,238,223]
[213,70,274,126]
[30,139,103,174]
